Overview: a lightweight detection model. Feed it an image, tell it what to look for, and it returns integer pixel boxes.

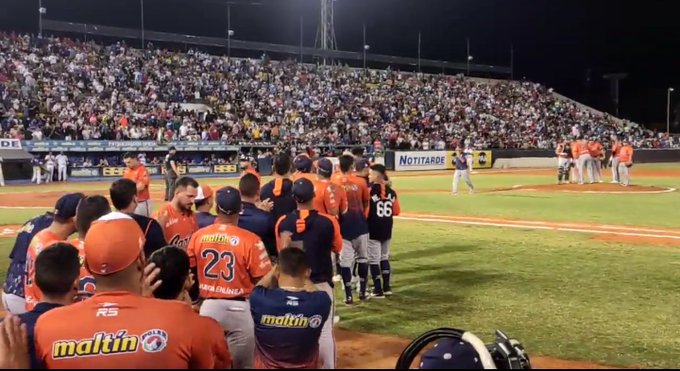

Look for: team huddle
[555,137,635,186]
[1,149,400,369]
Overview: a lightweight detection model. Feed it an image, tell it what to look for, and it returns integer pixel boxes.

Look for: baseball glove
[626,163,633,168]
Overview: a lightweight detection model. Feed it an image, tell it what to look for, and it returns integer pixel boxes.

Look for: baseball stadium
[1,0,680,369]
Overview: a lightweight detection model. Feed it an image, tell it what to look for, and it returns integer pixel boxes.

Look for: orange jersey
[332,173,369,217]
[34,292,230,369]
[70,238,96,300]
[242,168,261,183]
[588,142,603,157]
[570,141,580,159]
[617,145,634,163]
[188,223,272,300]
[313,179,347,217]
[611,142,621,156]
[124,165,151,202]
[25,229,65,311]
[154,203,198,251]
[577,141,590,156]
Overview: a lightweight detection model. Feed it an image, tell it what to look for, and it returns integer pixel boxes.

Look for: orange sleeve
[330,216,343,254]
[322,184,338,216]
[274,215,286,252]
[393,195,401,216]
[190,315,230,369]
[338,187,348,216]
[187,231,200,268]
[247,236,272,279]
[154,209,167,236]
[139,167,150,186]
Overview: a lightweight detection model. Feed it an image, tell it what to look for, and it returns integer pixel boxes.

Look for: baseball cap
[419,338,484,369]
[316,158,334,177]
[294,154,313,173]
[216,186,242,215]
[54,193,85,219]
[293,178,315,203]
[168,146,177,152]
[370,163,387,176]
[195,185,214,202]
[84,212,145,276]
[239,153,250,162]
[356,159,370,172]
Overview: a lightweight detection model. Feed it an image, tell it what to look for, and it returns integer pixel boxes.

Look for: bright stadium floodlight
[228,30,235,37]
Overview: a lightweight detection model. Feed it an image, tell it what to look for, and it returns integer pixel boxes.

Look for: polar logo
[140,329,168,353]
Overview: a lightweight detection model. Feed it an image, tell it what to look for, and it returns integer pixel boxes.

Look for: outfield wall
[385,149,680,171]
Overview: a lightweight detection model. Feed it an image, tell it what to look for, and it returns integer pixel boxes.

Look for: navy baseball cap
[54,193,85,219]
[316,158,334,177]
[356,159,370,172]
[168,146,176,152]
[419,338,484,369]
[294,155,313,173]
[293,178,315,203]
[215,186,242,215]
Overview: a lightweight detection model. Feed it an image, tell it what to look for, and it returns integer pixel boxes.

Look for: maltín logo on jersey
[260,313,324,329]
[140,329,168,353]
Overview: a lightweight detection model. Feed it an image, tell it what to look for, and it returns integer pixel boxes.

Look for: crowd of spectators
[1,33,677,150]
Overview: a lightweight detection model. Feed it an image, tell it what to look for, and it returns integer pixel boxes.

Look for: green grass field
[1,164,679,368]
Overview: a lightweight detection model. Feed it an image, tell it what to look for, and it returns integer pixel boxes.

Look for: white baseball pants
[200,299,254,369]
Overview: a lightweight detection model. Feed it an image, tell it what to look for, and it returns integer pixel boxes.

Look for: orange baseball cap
[195,185,214,202]
[84,212,145,276]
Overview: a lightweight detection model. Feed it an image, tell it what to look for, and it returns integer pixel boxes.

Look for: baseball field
[1,164,679,369]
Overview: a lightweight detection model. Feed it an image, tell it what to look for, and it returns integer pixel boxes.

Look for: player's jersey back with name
[4,213,53,297]
[332,173,369,239]
[250,286,331,369]
[188,223,272,300]
[34,292,230,369]
[367,184,401,242]
[154,204,198,251]
[25,229,64,310]
[313,179,347,217]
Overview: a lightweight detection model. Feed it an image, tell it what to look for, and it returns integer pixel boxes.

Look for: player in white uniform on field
[56,152,69,181]
[44,152,55,183]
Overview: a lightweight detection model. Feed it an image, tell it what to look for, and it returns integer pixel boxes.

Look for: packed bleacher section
[1,33,678,150]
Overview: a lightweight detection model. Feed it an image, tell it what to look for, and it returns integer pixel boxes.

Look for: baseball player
[610,138,622,183]
[240,153,261,183]
[109,179,167,258]
[163,146,179,202]
[187,186,272,369]
[570,139,579,183]
[33,212,229,368]
[31,155,42,184]
[292,153,317,183]
[354,159,371,186]
[19,243,80,369]
[588,139,604,183]
[367,164,400,298]
[555,139,570,185]
[617,139,635,187]
[24,193,84,311]
[69,195,112,300]
[44,152,55,183]
[239,173,277,259]
[250,247,332,369]
[464,145,474,172]
[55,152,68,182]
[2,210,54,314]
[451,148,474,195]
[261,153,296,222]
[194,185,216,228]
[332,155,370,304]
[576,137,594,184]
[0,157,4,187]
[275,178,343,369]
[123,152,152,217]
[154,176,199,250]
[316,158,348,283]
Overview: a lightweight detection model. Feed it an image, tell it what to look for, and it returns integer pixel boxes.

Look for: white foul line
[395,216,680,241]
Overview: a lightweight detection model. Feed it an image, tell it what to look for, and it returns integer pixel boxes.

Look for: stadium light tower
[667,87,674,136]
[38,0,47,37]
[603,73,628,117]
[315,0,338,65]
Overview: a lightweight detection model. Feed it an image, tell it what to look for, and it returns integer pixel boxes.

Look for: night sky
[2,0,679,130]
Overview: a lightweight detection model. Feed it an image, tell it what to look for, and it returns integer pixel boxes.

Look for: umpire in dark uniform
[163,146,179,201]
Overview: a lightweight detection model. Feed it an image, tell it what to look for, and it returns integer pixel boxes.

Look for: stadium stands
[1,33,677,150]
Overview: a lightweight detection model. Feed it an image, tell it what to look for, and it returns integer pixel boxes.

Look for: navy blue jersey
[275,210,343,286]
[452,153,469,170]
[3,213,53,296]
[250,286,331,369]
[261,178,297,222]
[196,211,217,229]
[127,213,167,258]
[239,202,276,258]
[367,184,401,241]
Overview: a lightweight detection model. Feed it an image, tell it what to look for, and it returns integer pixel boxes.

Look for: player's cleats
[384,290,393,296]
[344,298,355,306]
[369,292,386,299]
[332,275,342,283]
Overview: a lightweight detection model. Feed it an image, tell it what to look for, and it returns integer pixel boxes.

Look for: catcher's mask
[396,328,531,370]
